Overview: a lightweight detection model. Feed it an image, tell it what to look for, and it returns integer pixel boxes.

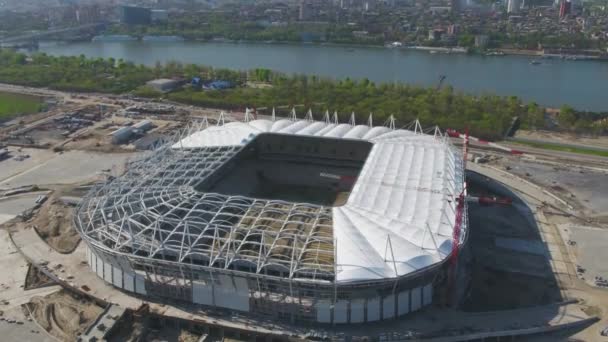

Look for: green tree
[558,105,577,130]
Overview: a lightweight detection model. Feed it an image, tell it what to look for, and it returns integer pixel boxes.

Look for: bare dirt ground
[107,310,202,342]
[31,192,80,254]
[514,130,608,150]
[106,313,146,342]
[61,130,130,153]
[61,117,177,153]
[25,289,103,341]
[149,328,201,342]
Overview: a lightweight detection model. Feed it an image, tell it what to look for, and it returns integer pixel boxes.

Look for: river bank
[88,34,608,60]
[33,40,608,111]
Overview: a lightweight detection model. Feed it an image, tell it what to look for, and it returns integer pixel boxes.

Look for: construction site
[75,114,467,326]
[0,83,607,341]
[0,92,183,154]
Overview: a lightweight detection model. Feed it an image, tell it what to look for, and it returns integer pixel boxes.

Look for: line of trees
[0,49,606,139]
[106,13,382,45]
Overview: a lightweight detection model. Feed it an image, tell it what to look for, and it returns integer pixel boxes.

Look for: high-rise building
[447,24,459,36]
[559,0,571,18]
[507,0,520,13]
[76,4,101,24]
[120,5,151,25]
[298,0,313,21]
[151,9,169,22]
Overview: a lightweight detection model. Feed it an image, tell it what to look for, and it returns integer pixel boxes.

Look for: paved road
[0,319,56,342]
[508,137,608,153]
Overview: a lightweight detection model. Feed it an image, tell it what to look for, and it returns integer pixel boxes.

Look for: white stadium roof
[170,117,466,283]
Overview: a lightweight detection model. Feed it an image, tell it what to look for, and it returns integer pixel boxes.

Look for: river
[36,40,608,111]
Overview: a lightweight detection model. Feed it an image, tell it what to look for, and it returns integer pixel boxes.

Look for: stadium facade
[75,113,467,325]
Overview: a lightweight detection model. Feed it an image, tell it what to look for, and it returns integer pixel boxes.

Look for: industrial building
[75,113,467,325]
[109,126,133,145]
[146,78,181,93]
[110,120,155,145]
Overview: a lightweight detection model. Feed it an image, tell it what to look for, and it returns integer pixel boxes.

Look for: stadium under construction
[74,111,468,325]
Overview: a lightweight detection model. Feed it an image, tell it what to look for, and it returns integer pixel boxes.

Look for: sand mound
[32,193,80,253]
[26,290,103,341]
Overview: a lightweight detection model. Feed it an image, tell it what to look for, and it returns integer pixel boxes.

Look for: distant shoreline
[87,35,607,61]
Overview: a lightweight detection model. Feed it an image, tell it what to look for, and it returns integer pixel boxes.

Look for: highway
[508,136,608,153]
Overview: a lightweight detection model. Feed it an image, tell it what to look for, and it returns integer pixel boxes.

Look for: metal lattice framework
[76,120,336,282]
[75,113,467,287]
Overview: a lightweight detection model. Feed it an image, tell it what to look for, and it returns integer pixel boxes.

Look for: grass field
[0,91,43,120]
[511,140,608,158]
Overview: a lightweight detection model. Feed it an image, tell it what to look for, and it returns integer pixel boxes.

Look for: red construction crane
[446,128,468,306]
[446,127,514,306]
[446,128,524,155]
[467,196,513,206]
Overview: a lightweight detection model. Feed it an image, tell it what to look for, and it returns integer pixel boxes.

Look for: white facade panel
[411,287,422,311]
[233,276,249,292]
[350,299,365,323]
[116,256,134,272]
[315,301,331,323]
[112,267,123,288]
[334,300,348,324]
[367,297,380,322]
[135,273,147,295]
[214,286,249,312]
[398,290,410,315]
[217,274,233,289]
[123,271,135,292]
[383,294,395,319]
[95,255,103,278]
[103,262,113,283]
[192,280,214,306]
[88,249,94,271]
[213,275,250,312]
[423,283,433,306]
